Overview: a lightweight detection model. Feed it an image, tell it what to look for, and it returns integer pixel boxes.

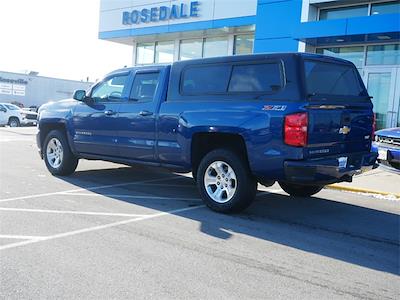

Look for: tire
[8,117,20,127]
[43,130,78,176]
[389,162,400,170]
[278,181,323,197]
[196,149,256,213]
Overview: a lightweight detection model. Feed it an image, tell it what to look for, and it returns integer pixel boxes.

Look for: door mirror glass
[73,90,87,101]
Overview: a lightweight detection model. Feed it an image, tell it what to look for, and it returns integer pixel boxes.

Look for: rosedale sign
[122,1,200,25]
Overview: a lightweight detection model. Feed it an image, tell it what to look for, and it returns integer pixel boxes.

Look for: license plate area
[338,157,348,169]
[378,149,388,161]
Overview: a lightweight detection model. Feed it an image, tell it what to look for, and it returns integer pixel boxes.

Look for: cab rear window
[304,60,364,97]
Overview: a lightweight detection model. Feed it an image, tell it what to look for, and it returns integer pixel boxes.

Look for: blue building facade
[99,0,399,129]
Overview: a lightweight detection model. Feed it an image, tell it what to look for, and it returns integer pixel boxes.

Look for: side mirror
[0,107,6,113]
[72,90,87,101]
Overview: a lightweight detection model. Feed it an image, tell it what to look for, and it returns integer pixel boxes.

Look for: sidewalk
[327,166,400,198]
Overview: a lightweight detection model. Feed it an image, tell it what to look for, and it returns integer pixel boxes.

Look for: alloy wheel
[204,160,237,203]
[46,138,64,169]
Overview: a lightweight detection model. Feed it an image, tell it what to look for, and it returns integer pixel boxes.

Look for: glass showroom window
[366,44,400,65]
[136,42,155,65]
[319,5,368,20]
[203,37,229,58]
[316,46,365,68]
[155,41,174,63]
[371,1,400,15]
[179,39,203,61]
[234,34,254,55]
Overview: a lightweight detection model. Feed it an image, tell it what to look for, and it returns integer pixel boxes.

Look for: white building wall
[0,71,93,107]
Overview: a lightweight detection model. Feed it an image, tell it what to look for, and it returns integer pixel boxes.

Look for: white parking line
[0,176,183,203]
[0,235,45,240]
[0,204,205,251]
[0,138,34,142]
[61,192,201,201]
[0,207,149,217]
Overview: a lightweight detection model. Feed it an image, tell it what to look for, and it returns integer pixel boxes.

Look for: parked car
[372,127,400,170]
[36,53,377,213]
[0,103,38,127]
[28,105,40,113]
[21,108,39,125]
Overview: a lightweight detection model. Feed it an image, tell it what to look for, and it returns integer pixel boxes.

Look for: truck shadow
[59,165,399,275]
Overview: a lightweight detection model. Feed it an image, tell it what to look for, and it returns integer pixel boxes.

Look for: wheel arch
[191,132,250,179]
[8,116,21,125]
[39,121,75,155]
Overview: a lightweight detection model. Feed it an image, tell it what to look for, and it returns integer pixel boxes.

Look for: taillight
[284,112,308,147]
[372,113,376,140]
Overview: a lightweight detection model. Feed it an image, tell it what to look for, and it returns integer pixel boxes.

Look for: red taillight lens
[284,112,308,147]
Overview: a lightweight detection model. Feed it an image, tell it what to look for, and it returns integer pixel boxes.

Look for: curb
[326,184,400,199]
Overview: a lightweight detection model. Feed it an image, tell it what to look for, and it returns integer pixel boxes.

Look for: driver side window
[91,74,129,103]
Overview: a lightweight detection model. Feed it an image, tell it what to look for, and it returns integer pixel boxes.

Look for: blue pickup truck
[37,53,377,212]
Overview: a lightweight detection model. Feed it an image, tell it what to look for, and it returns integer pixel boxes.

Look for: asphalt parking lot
[0,127,399,299]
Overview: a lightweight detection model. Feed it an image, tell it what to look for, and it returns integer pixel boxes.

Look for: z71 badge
[262,105,287,111]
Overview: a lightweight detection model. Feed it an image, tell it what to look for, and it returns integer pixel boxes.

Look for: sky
[0,0,132,82]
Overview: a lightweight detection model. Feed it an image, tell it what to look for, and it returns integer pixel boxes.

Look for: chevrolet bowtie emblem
[339,126,351,135]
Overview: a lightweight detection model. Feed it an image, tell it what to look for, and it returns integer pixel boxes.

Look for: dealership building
[99,0,400,129]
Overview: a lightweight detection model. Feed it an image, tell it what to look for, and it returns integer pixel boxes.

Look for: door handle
[139,110,153,117]
[104,110,116,116]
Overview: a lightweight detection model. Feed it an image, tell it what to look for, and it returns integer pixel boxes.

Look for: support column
[173,39,180,62]
[132,41,137,66]
[228,34,235,55]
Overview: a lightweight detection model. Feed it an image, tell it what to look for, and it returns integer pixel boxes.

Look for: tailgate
[305,104,374,158]
[303,58,373,158]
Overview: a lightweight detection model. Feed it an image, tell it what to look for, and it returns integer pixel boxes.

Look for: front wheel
[8,117,20,127]
[196,149,256,213]
[43,130,78,176]
[278,182,323,197]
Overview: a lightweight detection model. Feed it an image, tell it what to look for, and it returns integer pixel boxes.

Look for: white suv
[0,103,38,127]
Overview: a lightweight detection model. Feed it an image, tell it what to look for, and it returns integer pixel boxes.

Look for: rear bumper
[372,142,400,164]
[284,152,378,185]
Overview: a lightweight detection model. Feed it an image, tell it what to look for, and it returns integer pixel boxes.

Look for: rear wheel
[279,182,323,197]
[389,162,400,170]
[8,117,20,127]
[43,130,78,176]
[196,149,256,213]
